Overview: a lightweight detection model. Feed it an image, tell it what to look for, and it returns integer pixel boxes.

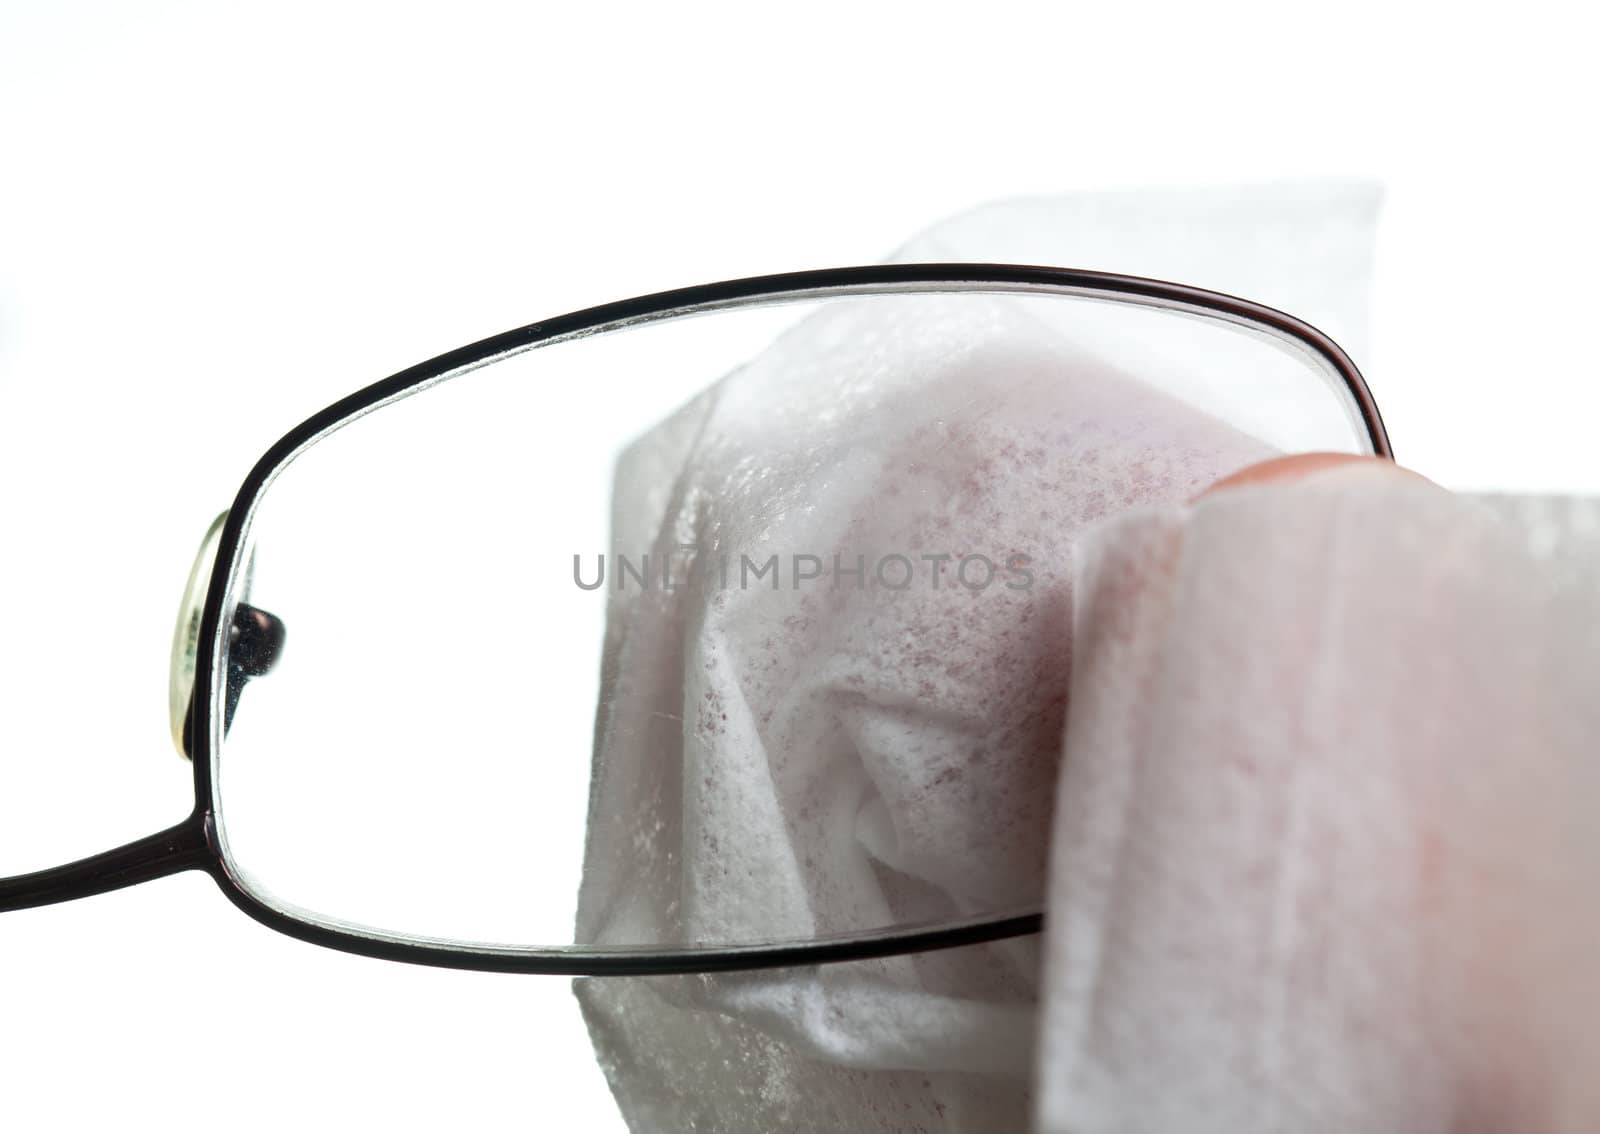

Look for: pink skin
[1198,452,1413,498]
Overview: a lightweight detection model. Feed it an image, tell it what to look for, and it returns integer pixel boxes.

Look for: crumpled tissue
[573,182,1382,1132]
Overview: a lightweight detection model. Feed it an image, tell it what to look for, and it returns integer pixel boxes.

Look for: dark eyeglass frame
[0,263,1391,974]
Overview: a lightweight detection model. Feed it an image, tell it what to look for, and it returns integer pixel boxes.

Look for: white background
[1,3,1595,1131]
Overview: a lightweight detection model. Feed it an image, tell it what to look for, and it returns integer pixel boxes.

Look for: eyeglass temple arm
[1,600,284,911]
[0,816,212,914]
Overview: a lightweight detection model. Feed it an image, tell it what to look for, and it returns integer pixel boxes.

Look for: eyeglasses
[0,264,1390,975]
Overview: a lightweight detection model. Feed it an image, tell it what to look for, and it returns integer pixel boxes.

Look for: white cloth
[1039,471,1600,1132]
[573,183,1384,1133]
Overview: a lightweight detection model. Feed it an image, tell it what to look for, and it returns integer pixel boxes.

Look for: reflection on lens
[214,288,1374,950]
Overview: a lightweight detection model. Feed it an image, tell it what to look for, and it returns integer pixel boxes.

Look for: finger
[1196,452,1415,501]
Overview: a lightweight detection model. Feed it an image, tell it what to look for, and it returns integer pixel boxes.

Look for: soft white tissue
[1039,469,1600,1132]
[574,183,1383,1133]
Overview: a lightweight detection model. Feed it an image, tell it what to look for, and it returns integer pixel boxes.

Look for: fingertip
[1196,453,1418,501]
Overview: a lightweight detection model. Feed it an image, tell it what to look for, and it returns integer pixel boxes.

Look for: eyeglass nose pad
[170,514,228,758]
[168,514,288,760]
